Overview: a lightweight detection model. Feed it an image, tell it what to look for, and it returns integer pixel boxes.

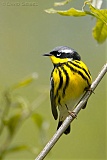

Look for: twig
[35,63,107,160]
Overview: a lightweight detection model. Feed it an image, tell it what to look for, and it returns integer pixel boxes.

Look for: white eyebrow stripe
[59,49,72,53]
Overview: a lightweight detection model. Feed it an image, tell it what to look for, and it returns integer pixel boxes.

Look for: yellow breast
[52,60,92,106]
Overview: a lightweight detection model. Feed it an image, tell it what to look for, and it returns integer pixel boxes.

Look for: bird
[43,46,92,135]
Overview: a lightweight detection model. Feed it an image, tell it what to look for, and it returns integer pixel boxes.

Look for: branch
[35,63,107,160]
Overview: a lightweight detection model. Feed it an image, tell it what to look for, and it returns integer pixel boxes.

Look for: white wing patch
[50,77,53,90]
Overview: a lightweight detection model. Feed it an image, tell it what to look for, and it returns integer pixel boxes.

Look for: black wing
[50,77,58,120]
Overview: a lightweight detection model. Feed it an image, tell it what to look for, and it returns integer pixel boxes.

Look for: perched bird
[43,46,92,135]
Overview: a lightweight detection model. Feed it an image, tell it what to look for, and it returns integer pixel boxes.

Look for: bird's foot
[68,111,77,119]
[65,104,77,119]
[85,87,95,94]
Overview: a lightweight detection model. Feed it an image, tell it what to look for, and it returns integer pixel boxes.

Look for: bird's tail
[57,121,70,135]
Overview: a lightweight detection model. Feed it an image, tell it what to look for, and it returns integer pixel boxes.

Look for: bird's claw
[68,111,77,119]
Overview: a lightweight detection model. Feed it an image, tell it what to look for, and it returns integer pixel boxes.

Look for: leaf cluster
[45,0,107,43]
[0,74,49,160]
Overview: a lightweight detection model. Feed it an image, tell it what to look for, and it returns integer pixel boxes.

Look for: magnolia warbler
[43,46,92,135]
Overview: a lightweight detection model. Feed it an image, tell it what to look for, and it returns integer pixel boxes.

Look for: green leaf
[7,113,22,135]
[1,144,38,157]
[32,113,49,145]
[82,2,107,43]
[11,72,38,90]
[32,113,44,129]
[88,5,107,24]
[86,3,107,43]
[7,145,29,153]
[93,17,107,43]
[45,8,86,16]
[32,113,49,131]
[54,0,72,6]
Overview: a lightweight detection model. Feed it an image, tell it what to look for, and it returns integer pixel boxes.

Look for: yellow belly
[61,74,85,103]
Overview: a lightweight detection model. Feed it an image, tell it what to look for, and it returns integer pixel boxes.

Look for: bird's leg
[65,104,77,118]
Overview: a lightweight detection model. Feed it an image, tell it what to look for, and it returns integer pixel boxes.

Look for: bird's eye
[57,52,61,57]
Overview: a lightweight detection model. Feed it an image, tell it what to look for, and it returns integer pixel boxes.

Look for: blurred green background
[0,0,106,160]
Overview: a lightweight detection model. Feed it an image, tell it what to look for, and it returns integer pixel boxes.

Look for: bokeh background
[0,0,106,160]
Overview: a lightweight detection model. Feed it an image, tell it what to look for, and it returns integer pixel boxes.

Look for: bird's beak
[43,53,52,56]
